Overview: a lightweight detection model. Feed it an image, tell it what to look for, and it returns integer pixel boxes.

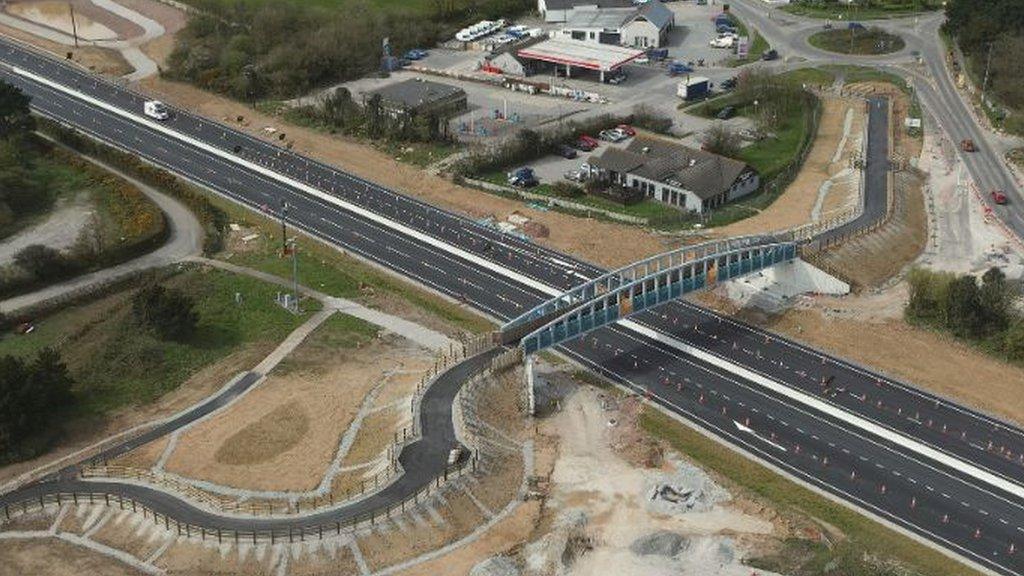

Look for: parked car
[556,144,578,159]
[403,48,428,60]
[991,190,1009,205]
[720,77,738,91]
[716,105,736,120]
[667,61,693,75]
[607,72,627,85]
[564,170,585,182]
[574,138,596,151]
[507,167,538,188]
[616,124,636,136]
[848,22,866,31]
[648,48,669,61]
[634,55,650,64]
[710,36,734,49]
[599,128,628,142]
[578,134,600,148]
[762,49,779,61]
[716,24,737,34]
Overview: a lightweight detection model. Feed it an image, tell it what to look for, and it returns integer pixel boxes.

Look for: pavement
[1,10,1024,574]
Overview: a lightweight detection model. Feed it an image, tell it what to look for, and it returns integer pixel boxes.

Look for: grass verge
[640,408,985,576]
[0,264,318,416]
[781,1,942,20]
[809,28,905,55]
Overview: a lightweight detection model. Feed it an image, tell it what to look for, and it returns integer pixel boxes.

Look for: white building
[555,2,674,48]
[590,135,760,214]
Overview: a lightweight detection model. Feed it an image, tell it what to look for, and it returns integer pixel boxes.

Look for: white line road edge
[14,63,1024,514]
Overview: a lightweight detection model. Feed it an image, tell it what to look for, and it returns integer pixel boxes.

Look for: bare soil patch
[756,306,1024,427]
[110,435,168,469]
[89,511,165,561]
[164,331,430,492]
[713,96,864,238]
[0,537,145,576]
[134,77,668,268]
[0,21,131,76]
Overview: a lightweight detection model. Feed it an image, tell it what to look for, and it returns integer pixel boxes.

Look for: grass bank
[0,265,318,416]
[641,408,984,576]
[809,27,905,55]
[781,1,942,20]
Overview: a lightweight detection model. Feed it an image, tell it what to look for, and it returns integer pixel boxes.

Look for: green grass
[274,313,379,376]
[177,0,436,15]
[738,108,812,177]
[375,140,463,168]
[781,1,942,20]
[641,408,986,576]
[824,65,912,94]
[781,67,838,88]
[808,27,905,55]
[0,266,319,416]
[210,195,494,334]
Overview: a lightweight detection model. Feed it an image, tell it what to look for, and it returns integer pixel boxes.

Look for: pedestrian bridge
[499,236,799,355]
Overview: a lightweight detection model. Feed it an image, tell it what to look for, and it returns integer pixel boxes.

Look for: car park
[599,129,627,142]
[556,144,578,159]
[606,71,627,84]
[716,105,736,120]
[508,167,539,187]
[710,36,734,49]
[991,190,1009,205]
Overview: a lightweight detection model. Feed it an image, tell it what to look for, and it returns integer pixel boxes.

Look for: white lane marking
[23,61,1024,520]
[621,319,1024,504]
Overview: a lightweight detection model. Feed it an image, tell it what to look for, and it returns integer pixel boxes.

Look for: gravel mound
[629,530,687,557]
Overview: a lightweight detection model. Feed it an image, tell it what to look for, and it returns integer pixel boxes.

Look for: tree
[701,123,742,157]
[13,245,71,281]
[944,275,985,338]
[1003,320,1024,361]
[979,267,1015,334]
[0,349,75,460]
[30,348,74,415]
[132,284,199,341]
[0,81,34,140]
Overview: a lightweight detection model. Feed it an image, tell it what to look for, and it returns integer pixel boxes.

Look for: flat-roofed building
[366,78,467,118]
[537,0,633,23]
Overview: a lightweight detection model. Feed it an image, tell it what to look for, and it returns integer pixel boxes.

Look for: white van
[143,100,170,121]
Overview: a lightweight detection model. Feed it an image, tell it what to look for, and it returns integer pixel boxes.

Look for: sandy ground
[714,95,865,238]
[0,193,93,265]
[0,337,273,489]
[0,537,145,576]
[0,20,131,75]
[5,0,143,40]
[164,330,431,493]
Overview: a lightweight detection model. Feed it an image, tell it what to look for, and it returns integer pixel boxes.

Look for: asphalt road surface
[2,36,1024,575]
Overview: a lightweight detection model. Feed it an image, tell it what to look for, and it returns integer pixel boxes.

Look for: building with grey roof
[589,135,759,213]
[555,2,674,48]
[366,78,467,119]
[537,0,634,23]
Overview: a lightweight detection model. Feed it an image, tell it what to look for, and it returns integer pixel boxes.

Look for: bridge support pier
[524,354,536,416]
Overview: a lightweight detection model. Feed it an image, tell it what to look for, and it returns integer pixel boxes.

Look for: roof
[543,0,633,11]
[563,7,635,29]
[517,38,644,71]
[590,135,753,200]
[369,79,465,109]
[632,1,673,30]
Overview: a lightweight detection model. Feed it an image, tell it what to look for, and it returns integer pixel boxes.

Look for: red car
[991,190,1008,205]
[616,124,636,136]
[578,134,600,148]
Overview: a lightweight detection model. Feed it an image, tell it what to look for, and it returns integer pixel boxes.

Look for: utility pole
[279,199,289,254]
[289,238,300,314]
[981,42,994,106]
[68,3,79,48]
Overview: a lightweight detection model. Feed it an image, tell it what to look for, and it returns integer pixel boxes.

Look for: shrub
[551,181,584,198]
[132,284,199,341]
[14,245,73,281]
[0,348,74,462]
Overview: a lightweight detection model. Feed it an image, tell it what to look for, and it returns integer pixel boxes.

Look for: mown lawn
[782,0,942,20]
[809,27,905,55]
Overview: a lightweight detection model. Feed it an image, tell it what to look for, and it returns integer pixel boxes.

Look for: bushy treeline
[734,69,817,133]
[906,267,1024,361]
[944,0,1024,128]
[0,81,42,228]
[166,0,531,100]
[0,348,74,463]
[289,88,451,143]
[790,0,940,10]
